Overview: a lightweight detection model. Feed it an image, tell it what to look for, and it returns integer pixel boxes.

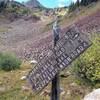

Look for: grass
[0,27,9,33]
[0,61,50,100]
[0,61,92,100]
[0,15,5,19]
[0,2,99,100]
[0,61,32,100]
[61,1,100,27]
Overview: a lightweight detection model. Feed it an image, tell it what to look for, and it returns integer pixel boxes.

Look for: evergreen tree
[0,1,6,12]
[81,0,89,6]
[68,0,99,13]
[76,0,80,7]
[81,0,98,6]
[68,2,76,12]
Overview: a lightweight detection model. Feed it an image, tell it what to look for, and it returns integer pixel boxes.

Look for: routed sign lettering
[27,26,92,93]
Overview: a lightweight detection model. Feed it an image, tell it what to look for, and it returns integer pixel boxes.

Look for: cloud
[57,0,79,7]
[72,0,77,3]
[58,3,65,7]
[57,0,66,7]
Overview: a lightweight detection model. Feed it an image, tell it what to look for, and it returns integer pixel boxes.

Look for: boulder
[20,76,27,80]
[83,88,100,100]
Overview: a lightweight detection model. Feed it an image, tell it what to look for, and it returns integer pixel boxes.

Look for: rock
[60,87,65,96]
[22,71,27,73]
[70,82,77,86]
[0,87,6,93]
[20,76,27,80]
[61,91,66,96]
[30,60,37,64]
[59,87,64,93]
[83,88,100,100]
[21,86,30,91]
[67,90,71,95]
[60,71,71,78]
[66,71,71,75]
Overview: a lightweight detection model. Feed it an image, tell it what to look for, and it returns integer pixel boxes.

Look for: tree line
[69,0,99,12]
[0,1,8,12]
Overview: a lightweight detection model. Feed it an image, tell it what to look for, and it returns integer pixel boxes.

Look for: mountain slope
[0,1,100,60]
[25,0,44,9]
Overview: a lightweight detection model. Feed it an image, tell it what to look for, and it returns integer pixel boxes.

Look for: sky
[15,0,77,8]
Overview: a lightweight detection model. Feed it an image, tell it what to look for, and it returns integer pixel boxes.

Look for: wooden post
[51,19,60,100]
[51,74,60,100]
[51,43,60,100]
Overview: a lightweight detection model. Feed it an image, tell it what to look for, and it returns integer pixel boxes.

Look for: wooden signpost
[27,25,92,98]
[51,21,60,100]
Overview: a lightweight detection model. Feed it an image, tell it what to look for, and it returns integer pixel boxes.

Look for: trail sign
[27,26,92,93]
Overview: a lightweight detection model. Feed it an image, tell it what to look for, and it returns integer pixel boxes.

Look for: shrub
[73,34,100,87]
[21,8,29,14]
[0,1,7,12]
[0,52,21,71]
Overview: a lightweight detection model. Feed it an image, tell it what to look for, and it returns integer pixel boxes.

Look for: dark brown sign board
[27,26,92,93]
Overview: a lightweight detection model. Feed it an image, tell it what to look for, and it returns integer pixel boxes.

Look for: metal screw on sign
[51,16,61,100]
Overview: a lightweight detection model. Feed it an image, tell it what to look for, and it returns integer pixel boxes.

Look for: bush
[73,34,100,87]
[0,52,21,71]
[21,8,29,14]
[0,1,7,12]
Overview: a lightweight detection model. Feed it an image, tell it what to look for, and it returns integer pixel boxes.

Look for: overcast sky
[15,0,77,8]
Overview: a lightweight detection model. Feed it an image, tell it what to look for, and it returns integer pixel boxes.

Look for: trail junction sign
[27,26,92,93]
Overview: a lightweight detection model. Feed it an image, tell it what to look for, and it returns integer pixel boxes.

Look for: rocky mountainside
[0,1,100,61]
[25,0,44,9]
